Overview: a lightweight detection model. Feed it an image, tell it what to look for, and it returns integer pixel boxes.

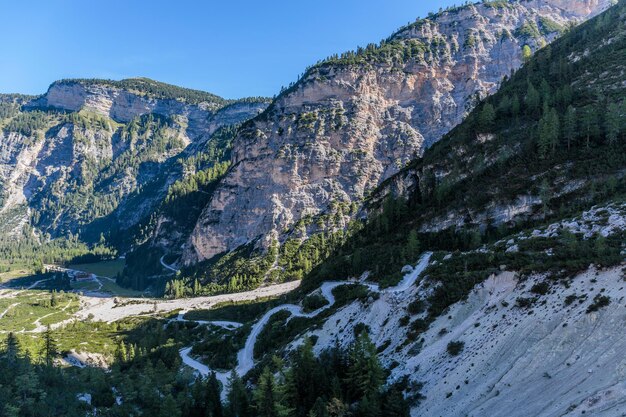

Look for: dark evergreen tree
[254,367,279,417]
[206,372,224,417]
[525,82,541,117]
[345,333,384,402]
[605,101,623,146]
[226,371,252,417]
[478,103,496,131]
[563,105,577,150]
[41,325,58,367]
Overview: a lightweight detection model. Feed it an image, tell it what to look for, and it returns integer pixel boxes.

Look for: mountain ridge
[176,0,610,282]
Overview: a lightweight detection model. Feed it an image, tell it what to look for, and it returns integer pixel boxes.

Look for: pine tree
[42,325,58,366]
[381,388,410,417]
[605,101,622,146]
[346,332,384,402]
[309,397,329,417]
[525,82,541,117]
[357,394,380,417]
[511,94,521,120]
[563,105,577,150]
[206,372,224,417]
[539,79,551,104]
[538,106,560,158]
[115,341,127,363]
[581,105,600,148]
[255,367,279,417]
[538,114,551,158]
[286,338,322,416]
[497,95,511,116]
[3,332,19,362]
[404,230,421,263]
[159,394,182,417]
[550,108,560,152]
[478,103,496,131]
[227,371,252,417]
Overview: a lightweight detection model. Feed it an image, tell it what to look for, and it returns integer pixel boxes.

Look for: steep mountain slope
[173,4,625,415]
[295,0,625,291]
[180,0,610,275]
[0,79,268,242]
[280,3,625,415]
[0,3,624,416]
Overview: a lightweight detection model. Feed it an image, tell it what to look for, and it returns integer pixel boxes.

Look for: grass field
[98,277,146,297]
[68,259,125,278]
[0,267,34,283]
[0,291,79,332]
[67,259,147,297]
[68,276,146,297]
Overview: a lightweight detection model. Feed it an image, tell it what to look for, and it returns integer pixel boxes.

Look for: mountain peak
[25,77,229,123]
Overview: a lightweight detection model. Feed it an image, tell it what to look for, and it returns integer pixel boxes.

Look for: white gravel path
[179,252,432,396]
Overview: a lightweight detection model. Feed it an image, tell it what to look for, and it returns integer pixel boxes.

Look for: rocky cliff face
[183,0,611,264]
[28,80,268,139]
[0,80,268,239]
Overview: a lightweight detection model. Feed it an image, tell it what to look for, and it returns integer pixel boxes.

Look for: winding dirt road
[179,252,432,395]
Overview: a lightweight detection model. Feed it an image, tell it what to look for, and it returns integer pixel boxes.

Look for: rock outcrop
[27,79,268,138]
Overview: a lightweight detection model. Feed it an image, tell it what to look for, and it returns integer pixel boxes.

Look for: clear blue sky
[0,0,459,99]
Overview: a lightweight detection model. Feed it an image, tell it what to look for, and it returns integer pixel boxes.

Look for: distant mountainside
[119,0,610,295]
[306,0,625,290]
[0,78,269,243]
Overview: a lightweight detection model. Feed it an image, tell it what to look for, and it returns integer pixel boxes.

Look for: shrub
[586,294,610,313]
[530,281,550,295]
[564,294,577,306]
[302,293,329,313]
[353,322,371,336]
[407,299,426,315]
[516,297,536,309]
[447,341,465,356]
[410,319,429,334]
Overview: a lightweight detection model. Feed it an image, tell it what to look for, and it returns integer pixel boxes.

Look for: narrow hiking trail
[0,303,19,319]
[169,311,242,330]
[31,299,74,332]
[179,252,433,394]
[26,278,51,290]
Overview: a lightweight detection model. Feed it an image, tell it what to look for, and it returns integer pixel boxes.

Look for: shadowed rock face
[183,0,611,264]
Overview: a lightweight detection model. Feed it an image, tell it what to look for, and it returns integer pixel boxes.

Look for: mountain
[0,1,624,416]
[0,1,612,297]
[157,0,609,290]
[0,78,269,244]
[290,2,625,414]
